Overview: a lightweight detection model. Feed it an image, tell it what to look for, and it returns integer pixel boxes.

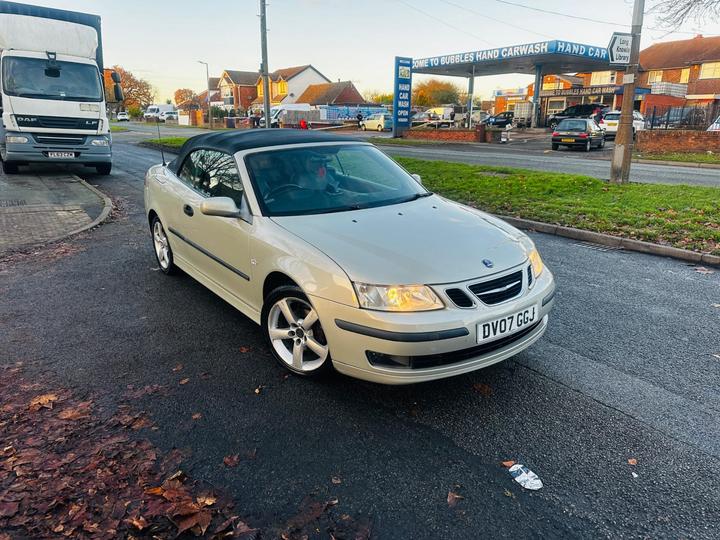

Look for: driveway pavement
[1,141,719,538]
[0,171,108,254]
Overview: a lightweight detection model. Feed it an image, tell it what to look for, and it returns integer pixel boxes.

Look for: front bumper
[2,132,111,165]
[311,264,555,385]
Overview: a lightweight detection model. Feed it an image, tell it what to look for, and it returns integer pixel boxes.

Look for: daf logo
[482,259,494,268]
[17,117,36,122]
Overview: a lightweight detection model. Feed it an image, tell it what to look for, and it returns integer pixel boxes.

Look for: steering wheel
[265,183,304,200]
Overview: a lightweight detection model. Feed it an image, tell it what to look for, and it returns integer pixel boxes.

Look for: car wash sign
[392,56,412,137]
[412,40,609,70]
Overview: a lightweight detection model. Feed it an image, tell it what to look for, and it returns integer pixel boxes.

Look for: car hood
[271,196,529,285]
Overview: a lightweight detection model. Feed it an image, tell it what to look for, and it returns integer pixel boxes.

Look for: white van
[260,103,315,127]
[144,104,176,121]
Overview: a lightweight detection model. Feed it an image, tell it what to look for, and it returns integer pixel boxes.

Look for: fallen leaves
[191,412,202,421]
[28,393,58,411]
[472,383,493,397]
[501,460,516,468]
[254,385,265,395]
[223,454,240,468]
[331,476,342,485]
[239,346,251,353]
[0,364,262,539]
[694,266,715,275]
[179,377,190,385]
[447,490,464,508]
[172,363,184,372]
[627,458,638,466]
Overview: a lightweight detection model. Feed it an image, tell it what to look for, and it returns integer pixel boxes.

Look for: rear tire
[377,124,383,132]
[2,160,19,174]
[262,285,332,378]
[96,163,112,175]
[551,143,559,151]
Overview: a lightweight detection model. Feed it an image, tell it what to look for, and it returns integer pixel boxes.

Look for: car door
[171,149,254,305]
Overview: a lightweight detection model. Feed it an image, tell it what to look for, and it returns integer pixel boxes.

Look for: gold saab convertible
[144,130,555,384]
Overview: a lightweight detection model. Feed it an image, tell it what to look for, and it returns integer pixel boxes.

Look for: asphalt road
[117,122,720,186]
[2,140,720,538]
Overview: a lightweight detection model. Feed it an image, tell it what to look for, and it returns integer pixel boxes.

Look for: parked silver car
[144,130,555,384]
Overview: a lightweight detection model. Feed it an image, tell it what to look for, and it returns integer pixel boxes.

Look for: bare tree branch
[652,0,720,28]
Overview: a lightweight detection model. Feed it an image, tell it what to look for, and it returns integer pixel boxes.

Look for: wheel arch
[147,209,159,228]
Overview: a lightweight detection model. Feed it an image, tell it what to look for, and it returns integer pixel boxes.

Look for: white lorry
[0,1,122,175]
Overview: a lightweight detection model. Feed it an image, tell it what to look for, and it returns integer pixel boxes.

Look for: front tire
[377,124,383,132]
[262,286,332,377]
[2,160,19,174]
[585,140,591,152]
[151,216,177,275]
[96,163,112,175]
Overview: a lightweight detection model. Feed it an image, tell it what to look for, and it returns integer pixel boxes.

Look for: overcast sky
[30,0,720,102]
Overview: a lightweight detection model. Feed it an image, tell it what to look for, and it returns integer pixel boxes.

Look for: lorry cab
[0,4,120,175]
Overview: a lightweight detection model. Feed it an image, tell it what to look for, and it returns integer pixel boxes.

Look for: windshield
[2,57,102,102]
[245,144,428,216]
[558,119,587,131]
[147,107,159,113]
[603,113,620,120]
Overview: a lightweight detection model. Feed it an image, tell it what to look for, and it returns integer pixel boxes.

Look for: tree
[174,88,199,110]
[107,65,154,109]
[364,91,393,105]
[652,0,720,26]
[412,79,461,107]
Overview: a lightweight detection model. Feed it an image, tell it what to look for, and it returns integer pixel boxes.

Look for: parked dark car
[485,111,514,128]
[551,118,605,151]
[547,104,609,130]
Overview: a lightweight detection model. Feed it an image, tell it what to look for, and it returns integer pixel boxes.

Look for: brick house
[294,81,366,105]
[218,70,259,112]
[252,65,330,107]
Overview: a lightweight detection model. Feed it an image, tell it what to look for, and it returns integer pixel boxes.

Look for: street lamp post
[198,60,212,129]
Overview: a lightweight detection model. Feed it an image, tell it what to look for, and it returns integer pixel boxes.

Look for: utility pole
[260,0,271,129]
[610,0,644,183]
[198,60,212,129]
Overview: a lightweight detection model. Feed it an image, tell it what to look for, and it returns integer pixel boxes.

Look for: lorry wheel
[96,163,112,175]
[2,160,19,174]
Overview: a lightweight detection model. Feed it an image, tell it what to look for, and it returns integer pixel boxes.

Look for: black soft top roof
[169,129,364,173]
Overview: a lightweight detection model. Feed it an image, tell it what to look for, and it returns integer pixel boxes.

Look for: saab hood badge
[482,259,494,268]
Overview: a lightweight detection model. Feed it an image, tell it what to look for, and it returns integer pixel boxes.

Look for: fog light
[91,138,109,146]
[6,135,28,144]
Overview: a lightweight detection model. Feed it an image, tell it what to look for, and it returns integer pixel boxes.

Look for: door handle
[183,204,194,217]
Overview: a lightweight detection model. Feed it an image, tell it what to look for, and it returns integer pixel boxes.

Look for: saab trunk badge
[482,259,494,268]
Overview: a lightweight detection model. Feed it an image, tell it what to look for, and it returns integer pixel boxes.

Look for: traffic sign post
[608,32,633,65]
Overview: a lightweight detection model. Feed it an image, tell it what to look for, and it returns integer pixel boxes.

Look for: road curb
[632,158,720,169]
[29,175,113,248]
[499,215,720,267]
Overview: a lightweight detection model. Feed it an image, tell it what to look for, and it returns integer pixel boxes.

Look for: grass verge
[110,125,129,133]
[368,137,441,146]
[140,137,188,152]
[395,157,720,255]
[634,152,720,165]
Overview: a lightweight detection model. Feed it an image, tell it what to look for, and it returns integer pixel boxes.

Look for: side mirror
[111,71,121,84]
[114,84,124,102]
[411,173,422,185]
[200,196,253,223]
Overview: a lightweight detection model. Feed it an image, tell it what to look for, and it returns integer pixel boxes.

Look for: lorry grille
[468,270,523,305]
[34,134,86,145]
[15,116,99,130]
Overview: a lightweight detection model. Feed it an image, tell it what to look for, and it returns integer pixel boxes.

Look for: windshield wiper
[403,192,434,203]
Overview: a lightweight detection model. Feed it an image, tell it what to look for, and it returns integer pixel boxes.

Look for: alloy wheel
[268,297,328,372]
[153,220,171,270]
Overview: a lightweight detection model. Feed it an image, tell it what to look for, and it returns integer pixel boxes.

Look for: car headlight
[528,249,544,277]
[6,135,28,144]
[91,137,109,146]
[353,283,444,312]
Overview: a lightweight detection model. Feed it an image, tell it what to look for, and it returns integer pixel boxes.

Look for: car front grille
[367,320,542,370]
[468,270,523,305]
[34,134,86,145]
[445,288,474,308]
[15,116,99,130]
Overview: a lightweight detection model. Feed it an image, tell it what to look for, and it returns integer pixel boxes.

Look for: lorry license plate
[48,152,75,159]
[477,306,538,343]
[561,138,575,143]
